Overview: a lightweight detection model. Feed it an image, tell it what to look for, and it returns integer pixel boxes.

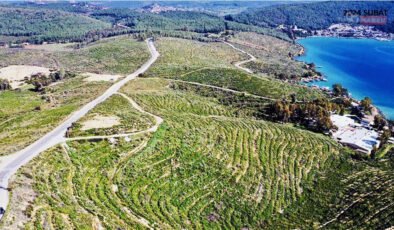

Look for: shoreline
[296,35,394,42]
[294,36,390,121]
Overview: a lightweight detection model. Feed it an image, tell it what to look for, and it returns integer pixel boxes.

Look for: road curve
[0,38,159,219]
[66,92,164,142]
[223,41,256,74]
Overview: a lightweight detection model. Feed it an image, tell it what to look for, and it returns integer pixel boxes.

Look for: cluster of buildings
[331,114,381,155]
[315,23,394,41]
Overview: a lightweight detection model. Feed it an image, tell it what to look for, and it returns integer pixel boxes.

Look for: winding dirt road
[0,38,159,219]
[223,41,256,74]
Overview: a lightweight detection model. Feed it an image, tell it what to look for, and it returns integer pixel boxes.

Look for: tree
[0,78,11,91]
[332,83,348,97]
[374,115,387,131]
[360,97,372,112]
[380,129,391,145]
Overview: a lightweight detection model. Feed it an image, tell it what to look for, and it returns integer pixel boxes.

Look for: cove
[297,37,394,119]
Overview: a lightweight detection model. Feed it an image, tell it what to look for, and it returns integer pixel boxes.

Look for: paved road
[0,38,159,220]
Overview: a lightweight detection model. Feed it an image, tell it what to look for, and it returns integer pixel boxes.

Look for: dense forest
[0,2,289,44]
[227,1,394,32]
[0,7,111,44]
[92,9,289,40]
[3,1,394,44]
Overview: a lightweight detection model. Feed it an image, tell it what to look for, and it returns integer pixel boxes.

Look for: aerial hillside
[0,7,111,43]
[227,1,394,32]
[2,77,342,229]
[0,37,149,155]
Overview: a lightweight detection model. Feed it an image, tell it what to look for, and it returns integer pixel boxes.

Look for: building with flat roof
[331,114,380,154]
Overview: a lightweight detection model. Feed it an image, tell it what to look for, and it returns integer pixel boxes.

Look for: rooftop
[331,114,380,153]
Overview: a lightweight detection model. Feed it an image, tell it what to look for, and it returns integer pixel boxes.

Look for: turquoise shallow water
[297,37,394,119]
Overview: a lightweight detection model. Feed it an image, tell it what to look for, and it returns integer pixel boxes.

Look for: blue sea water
[297,37,394,119]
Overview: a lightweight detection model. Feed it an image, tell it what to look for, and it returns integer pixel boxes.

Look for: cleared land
[146,37,248,78]
[146,37,323,101]
[0,38,150,155]
[228,32,307,78]
[0,77,111,155]
[0,36,150,75]
[0,65,50,89]
[69,94,155,137]
[2,78,341,229]
[2,34,392,229]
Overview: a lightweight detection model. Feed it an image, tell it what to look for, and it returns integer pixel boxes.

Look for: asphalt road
[0,38,159,220]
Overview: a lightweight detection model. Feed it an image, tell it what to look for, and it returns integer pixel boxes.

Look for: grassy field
[0,77,111,156]
[0,36,150,75]
[146,37,247,78]
[3,34,392,229]
[3,78,342,229]
[176,68,324,100]
[228,32,308,78]
[0,37,150,155]
[146,37,323,101]
[69,94,155,137]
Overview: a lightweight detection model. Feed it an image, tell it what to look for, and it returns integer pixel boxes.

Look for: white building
[331,115,380,154]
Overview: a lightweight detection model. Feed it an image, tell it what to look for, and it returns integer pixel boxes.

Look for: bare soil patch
[81,115,121,130]
[0,65,50,88]
[82,73,123,82]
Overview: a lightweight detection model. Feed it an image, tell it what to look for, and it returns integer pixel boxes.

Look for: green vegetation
[92,9,289,41]
[0,77,111,156]
[56,37,150,75]
[10,135,151,229]
[0,37,150,75]
[146,37,246,77]
[0,7,110,44]
[270,150,394,229]
[227,1,394,33]
[5,77,341,228]
[229,32,309,79]
[0,37,150,155]
[69,94,154,137]
[147,37,323,101]
[2,29,393,228]
[176,68,323,100]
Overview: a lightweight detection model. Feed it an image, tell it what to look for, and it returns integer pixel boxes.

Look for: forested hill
[226,1,394,32]
[0,3,290,44]
[0,7,111,43]
[91,9,290,40]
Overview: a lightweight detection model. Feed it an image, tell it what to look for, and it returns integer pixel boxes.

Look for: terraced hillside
[3,78,341,229]
[68,94,155,137]
[176,68,323,100]
[146,37,324,101]
[146,37,247,78]
[270,150,394,229]
[3,33,392,229]
[0,38,149,155]
[228,32,308,78]
[0,77,111,156]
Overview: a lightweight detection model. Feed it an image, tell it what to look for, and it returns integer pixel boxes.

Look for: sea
[297,37,394,120]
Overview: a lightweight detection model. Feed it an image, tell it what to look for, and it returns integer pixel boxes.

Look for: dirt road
[0,39,159,220]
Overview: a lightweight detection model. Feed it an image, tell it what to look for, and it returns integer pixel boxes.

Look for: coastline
[294,36,390,120]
